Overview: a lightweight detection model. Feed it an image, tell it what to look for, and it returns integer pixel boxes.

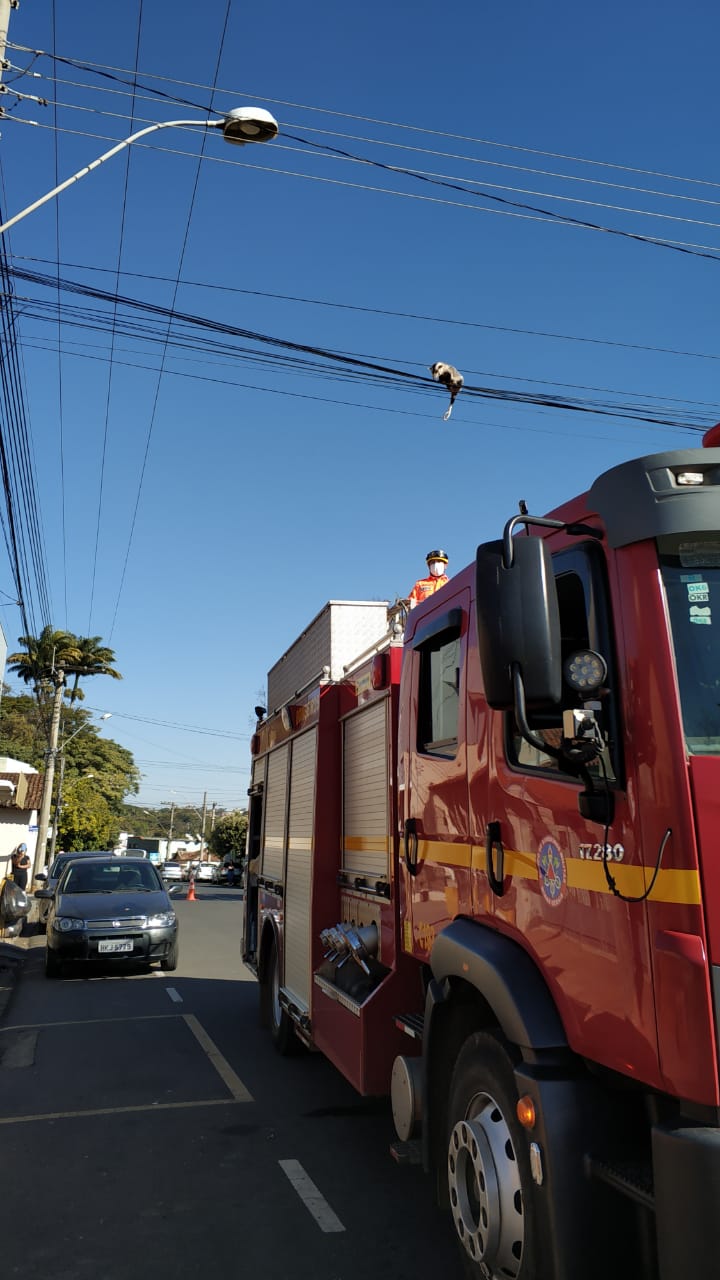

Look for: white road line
[182,1014,254,1102]
[0,1098,236,1126]
[165,987,183,1003]
[278,1159,346,1234]
[0,1014,179,1032]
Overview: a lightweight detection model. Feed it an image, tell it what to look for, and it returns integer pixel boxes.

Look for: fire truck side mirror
[475,535,562,710]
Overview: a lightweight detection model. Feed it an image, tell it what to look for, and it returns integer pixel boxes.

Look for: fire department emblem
[537,839,566,906]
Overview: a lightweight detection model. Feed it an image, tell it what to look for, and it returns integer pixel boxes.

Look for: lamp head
[221,106,279,146]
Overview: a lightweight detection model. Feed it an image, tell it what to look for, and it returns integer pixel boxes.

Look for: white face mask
[428,561,446,577]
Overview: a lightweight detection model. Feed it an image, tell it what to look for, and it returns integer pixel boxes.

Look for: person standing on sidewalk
[10,843,30,891]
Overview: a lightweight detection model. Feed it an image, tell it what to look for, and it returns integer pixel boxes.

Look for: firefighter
[409,550,449,608]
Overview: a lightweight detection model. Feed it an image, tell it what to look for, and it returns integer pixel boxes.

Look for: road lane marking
[166,987,183,1003]
[279,1159,345,1233]
[0,1098,237,1126]
[183,1014,253,1102]
[0,1014,180,1032]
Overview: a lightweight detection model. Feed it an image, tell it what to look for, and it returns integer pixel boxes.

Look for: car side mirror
[35,872,47,882]
[34,888,52,899]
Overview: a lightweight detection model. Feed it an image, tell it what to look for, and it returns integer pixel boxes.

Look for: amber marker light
[516,1096,536,1129]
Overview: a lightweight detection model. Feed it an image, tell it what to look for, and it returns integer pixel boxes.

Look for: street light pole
[0,106,279,236]
[48,712,112,862]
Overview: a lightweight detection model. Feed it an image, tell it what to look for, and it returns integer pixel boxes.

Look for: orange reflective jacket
[409,574,448,607]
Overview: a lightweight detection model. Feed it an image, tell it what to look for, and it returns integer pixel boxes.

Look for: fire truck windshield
[659,533,720,754]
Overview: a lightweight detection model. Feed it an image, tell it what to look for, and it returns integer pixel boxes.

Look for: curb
[0,940,27,1022]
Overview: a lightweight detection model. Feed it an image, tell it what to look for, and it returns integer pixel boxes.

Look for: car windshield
[659,532,720,754]
[59,862,160,894]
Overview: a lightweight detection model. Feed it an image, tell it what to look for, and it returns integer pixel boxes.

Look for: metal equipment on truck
[243,428,720,1280]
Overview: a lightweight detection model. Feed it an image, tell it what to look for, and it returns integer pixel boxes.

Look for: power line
[4,262,709,432]
[15,252,720,367]
[84,703,249,739]
[9,40,720,197]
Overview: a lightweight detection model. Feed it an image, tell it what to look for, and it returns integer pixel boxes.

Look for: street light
[0,106,279,236]
[48,712,112,862]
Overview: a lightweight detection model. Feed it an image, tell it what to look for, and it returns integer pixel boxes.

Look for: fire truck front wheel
[262,937,297,1056]
[447,1031,541,1280]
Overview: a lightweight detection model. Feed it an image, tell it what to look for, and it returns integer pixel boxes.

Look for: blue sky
[0,0,718,808]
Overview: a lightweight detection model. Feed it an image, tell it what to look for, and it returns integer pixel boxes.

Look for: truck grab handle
[404,818,420,877]
[486,820,506,897]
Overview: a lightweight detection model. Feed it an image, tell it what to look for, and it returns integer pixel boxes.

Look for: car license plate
[98,939,134,954]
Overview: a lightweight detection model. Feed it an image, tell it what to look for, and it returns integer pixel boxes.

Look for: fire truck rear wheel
[265,937,297,1056]
[446,1031,541,1280]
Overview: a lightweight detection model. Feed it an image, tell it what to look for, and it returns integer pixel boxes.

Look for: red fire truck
[243,433,720,1280]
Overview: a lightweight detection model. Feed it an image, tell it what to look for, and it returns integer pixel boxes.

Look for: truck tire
[446,1031,542,1280]
[264,937,297,1056]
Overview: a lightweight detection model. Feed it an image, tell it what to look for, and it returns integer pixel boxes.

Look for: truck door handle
[486,820,506,897]
[404,818,420,877]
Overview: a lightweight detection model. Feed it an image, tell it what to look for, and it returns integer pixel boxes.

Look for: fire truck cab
[244,439,720,1280]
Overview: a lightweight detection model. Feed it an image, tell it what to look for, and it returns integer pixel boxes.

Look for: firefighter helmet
[426,550,448,565]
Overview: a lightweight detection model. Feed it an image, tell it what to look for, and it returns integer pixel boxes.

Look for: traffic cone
[187,878,196,902]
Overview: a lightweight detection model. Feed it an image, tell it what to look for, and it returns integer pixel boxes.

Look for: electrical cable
[50,0,68,625]
[7,115,720,261]
[2,262,708,431]
[10,40,720,198]
[87,0,144,632]
[15,251,720,367]
[105,0,232,643]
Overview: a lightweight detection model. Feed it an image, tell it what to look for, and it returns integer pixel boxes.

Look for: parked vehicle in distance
[194,862,215,882]
[38,855,179,978]
[161,861,183,881]
[35,850,116,929]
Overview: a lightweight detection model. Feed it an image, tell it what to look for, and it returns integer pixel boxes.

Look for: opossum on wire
[429,362,464,420]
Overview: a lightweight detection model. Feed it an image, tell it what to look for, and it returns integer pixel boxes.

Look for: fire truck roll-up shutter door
[251,757,265,789]
[262,744,289,881]
[284,728,317,1010]
[343,701,389,883]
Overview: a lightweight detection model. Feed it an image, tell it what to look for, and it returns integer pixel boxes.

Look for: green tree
[65,635,122,704]
[7,627,121,710]
[0,685,47,767]
[58,777,117,851]
[8,627,82,731]
[208,810,248,864]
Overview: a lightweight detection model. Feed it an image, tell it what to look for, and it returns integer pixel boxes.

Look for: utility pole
[210,802,217,832]
[0,0,16,91]
[33,671,65,880]
[167,802,175,860]
[48,752,66,863]
[200,792,207,860]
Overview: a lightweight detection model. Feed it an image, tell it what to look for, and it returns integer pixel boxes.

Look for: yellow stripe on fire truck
[411,840,701,905]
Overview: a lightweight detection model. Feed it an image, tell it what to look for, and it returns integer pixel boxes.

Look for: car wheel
[261,937,297,1055]
[446,1031,540,1280]
[162,938,179,972]
[44,947,62,979]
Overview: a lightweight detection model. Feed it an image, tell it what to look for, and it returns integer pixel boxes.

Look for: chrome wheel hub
[448,1091,524,1278]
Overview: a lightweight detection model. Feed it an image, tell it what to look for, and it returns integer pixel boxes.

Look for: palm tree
[8,627,82,728]
[8,628,122,875]
[65,635,122,704]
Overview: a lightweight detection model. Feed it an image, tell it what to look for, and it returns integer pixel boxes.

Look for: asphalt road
[0,884,459,1279]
